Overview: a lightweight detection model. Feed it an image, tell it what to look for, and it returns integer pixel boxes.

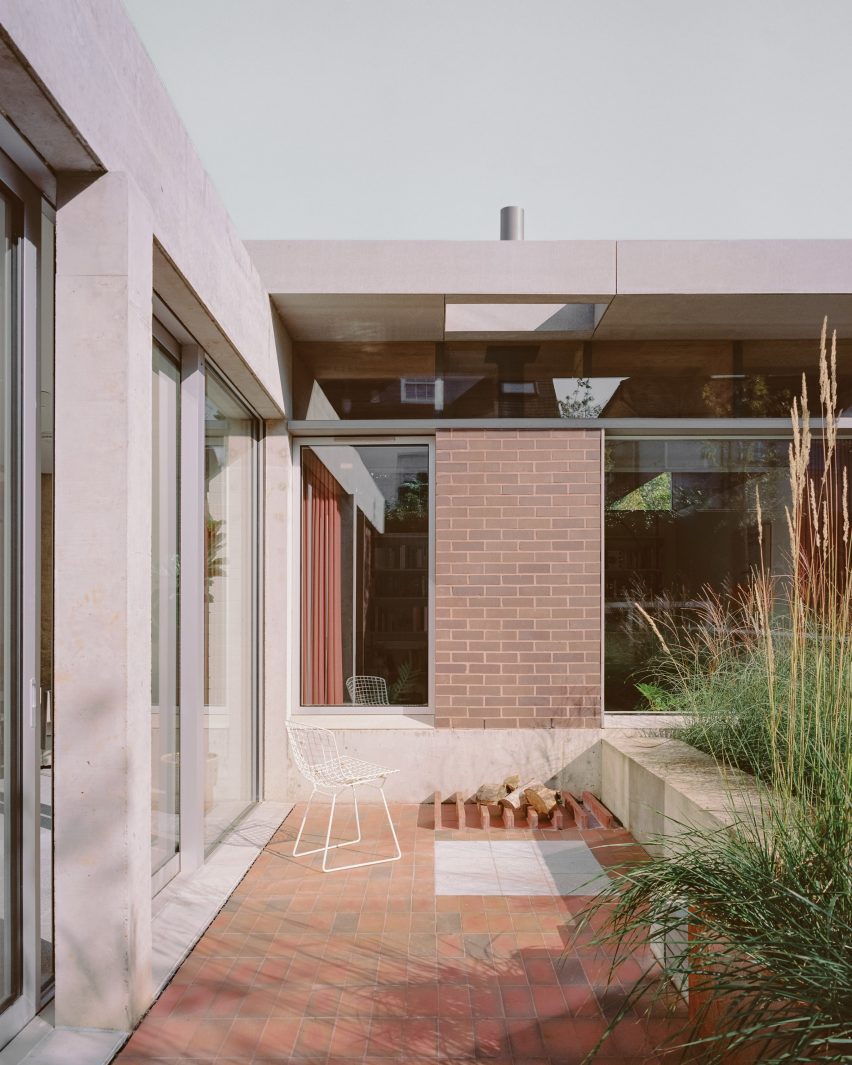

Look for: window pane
[293,344,438,420]
[604,439,792,711]
[0,193,18,1008]
[39,208,54,988]
[293,339,852,421]
[151,345,180,878]
[301,445,430,707]
[204,372,256,849]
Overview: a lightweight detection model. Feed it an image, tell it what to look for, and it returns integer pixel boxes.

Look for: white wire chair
[286,722,402,872]
[345,675,390,705]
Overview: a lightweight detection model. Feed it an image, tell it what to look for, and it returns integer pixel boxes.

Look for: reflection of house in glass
[3,2,852,1052]
[301,446,429,708]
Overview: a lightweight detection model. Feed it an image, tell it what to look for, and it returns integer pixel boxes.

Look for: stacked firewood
[474,774,560,826]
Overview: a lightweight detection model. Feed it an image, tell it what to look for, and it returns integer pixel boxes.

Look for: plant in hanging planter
[577,320,852,1064]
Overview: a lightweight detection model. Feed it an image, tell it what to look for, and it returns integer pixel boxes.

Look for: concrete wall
[601,733,762,855]
[286,727,602,804]
[54,172,154,1029]
[434,429,602,729]
[262,421,292,803]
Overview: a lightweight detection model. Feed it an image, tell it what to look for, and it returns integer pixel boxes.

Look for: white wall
[0,0,287,415]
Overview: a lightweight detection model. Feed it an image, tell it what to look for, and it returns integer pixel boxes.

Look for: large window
[300,444,431,709]
[292,339,852,421]
[604,438,808,711]
[204,370,258,849]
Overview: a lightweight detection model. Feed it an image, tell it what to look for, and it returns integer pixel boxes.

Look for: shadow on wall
[283,728,604,805]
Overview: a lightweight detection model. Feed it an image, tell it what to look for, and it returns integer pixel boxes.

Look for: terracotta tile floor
[115,803,687,1064]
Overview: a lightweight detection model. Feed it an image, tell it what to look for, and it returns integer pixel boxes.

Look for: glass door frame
[0,150,51,1047]
[149,306,263,887]
[151,320,182,896]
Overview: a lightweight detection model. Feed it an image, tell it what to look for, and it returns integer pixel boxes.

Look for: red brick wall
[434,429,601,729]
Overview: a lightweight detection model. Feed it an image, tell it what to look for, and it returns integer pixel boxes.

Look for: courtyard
[114,803,686,1064]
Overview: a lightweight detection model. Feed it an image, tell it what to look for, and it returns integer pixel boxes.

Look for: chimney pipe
[500,205,524,240]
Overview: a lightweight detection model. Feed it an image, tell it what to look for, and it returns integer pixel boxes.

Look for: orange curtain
[301,451,344,704]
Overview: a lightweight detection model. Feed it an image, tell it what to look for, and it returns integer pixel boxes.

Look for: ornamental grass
[581,321,852,1063]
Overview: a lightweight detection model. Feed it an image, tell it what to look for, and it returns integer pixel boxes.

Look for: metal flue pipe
[500,205,524,240]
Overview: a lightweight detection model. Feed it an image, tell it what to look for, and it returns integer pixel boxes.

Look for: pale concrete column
[53,172,154,1029]
[262,419,291,801]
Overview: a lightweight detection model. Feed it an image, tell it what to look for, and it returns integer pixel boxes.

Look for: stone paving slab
[112,804,687,1064]
[434,841,610,897]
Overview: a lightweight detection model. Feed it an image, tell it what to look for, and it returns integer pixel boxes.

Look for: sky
[122,0,852,241]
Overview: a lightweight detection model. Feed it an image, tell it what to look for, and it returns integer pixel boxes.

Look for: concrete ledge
[603,712,686,729]
[601,732,762,853]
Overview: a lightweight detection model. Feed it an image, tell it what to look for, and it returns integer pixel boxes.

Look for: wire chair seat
[306,754,399,790]
[286,722,402,872]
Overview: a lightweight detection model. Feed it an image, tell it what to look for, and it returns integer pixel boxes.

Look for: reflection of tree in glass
[609,472,672,512]
[389,656,423,704]
[385,473,428,529]
[205,512,225,603]
[558,378,602,418]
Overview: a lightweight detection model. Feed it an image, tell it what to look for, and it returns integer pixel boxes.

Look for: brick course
[434,429,601,729]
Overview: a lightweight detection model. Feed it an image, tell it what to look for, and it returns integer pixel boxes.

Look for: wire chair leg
[380,783,402,863]
[315,782,402,872]
[292,786,317,857]
[351,785,362,845]
[321,792,337,872]
[292,786,362,859]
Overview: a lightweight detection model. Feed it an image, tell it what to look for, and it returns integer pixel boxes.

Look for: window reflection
[301,445,430,707]
[204,372,257,849]
[151,345,180,880]
[604,439,797,711]
[293,339,852,420]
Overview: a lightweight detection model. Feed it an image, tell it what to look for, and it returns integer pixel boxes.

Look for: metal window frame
[150,329,182,896]
[0,147,50,1048]
[287,417,843,437]
[292,436,436,719]
[176,340,205,876]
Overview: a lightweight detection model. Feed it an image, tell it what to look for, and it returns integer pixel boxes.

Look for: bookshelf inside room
[358,525,429,705]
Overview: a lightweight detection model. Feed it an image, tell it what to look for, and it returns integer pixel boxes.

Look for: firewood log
[523,783,558,817]
[475,783,507,805]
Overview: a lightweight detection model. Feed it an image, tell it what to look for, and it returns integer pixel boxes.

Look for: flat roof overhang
[246,239,852,343]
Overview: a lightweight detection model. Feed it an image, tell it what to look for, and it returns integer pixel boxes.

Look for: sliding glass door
[0,173,20,1022]
[149,326,261,882]
[0,156,54,1049]
[151,342,181,890]
[204,368,258,850]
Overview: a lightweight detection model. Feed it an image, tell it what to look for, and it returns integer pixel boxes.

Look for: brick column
[435,429,601,729]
